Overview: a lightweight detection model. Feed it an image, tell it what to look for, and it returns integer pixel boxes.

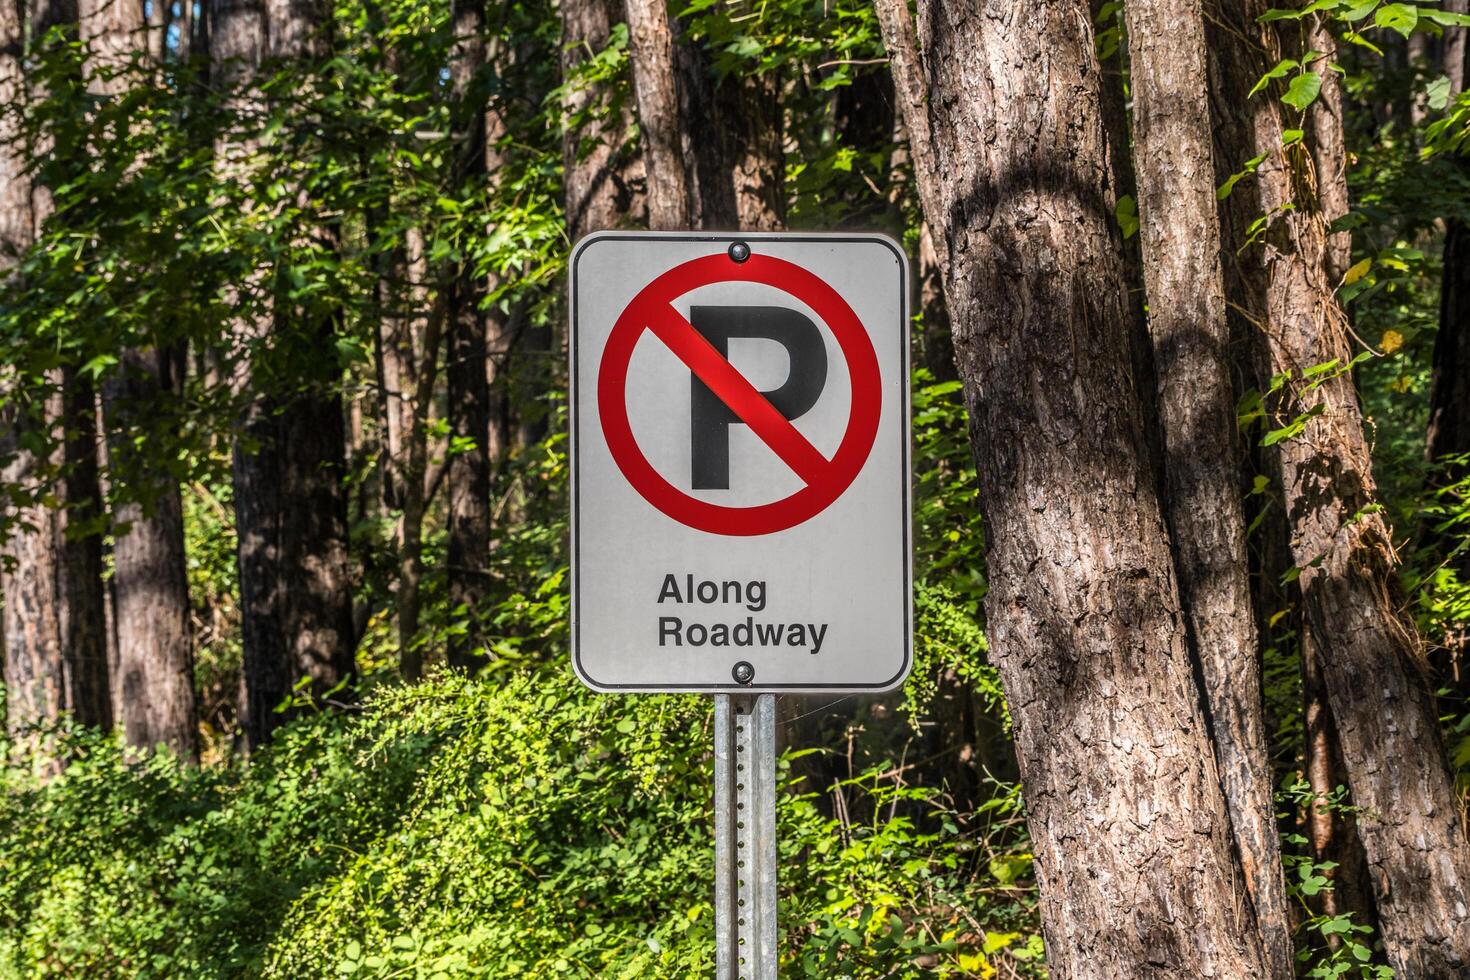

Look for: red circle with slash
[598,251,882,536]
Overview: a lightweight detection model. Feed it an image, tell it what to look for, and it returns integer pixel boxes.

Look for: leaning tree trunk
[81,0,199,762]
[1207,0,1470,973]
[876,1,1271,975]
[1123,0,1292,970]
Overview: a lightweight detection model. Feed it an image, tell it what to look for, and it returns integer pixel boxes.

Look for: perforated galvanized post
[714,693,778,979]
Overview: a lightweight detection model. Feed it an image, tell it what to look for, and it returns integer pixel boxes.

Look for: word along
[659,617,828,655]
[658,573,766,612]
[570,232,912,692]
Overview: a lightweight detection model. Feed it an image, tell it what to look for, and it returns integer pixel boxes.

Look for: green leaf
[1282,72,1324,111]
[1218,153,1268,200]
[1250,58,1298,98]
[1421,9,1470,26]
[1427,75,1452,111]
[1374,2,1417,38]
[1258,0,1342,20]
[81,353,118,378]
[1114,195,1139,240]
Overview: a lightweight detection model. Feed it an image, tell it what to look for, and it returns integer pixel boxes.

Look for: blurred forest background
[1,0,1470,975]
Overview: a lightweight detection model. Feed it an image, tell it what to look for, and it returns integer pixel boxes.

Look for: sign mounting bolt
[732,661,755,685]
[728,241,751,263]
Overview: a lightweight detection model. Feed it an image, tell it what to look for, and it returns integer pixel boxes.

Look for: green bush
[0,666,1041,979]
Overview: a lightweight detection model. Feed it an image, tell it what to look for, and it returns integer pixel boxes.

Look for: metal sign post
[567,232,912,977]
[714,694,778,980]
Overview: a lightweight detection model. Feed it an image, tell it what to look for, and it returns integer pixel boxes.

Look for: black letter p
[689,306,827,490]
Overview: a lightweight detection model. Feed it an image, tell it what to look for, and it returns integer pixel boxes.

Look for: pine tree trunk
[444,0,494,670]
[2,374,113,741]
[101,351,199,761]
[665,7,784,231]
[877,1,1271,974]
[1123,0,1292,970]
[562,0,644,238]
[215,0,355,746]
[2,0,111,748]
[1207,1,1470,972]
[1449,0,1468,97]
[625,0,691,229]
[82,0,199,762]
[1307,17,1351,286]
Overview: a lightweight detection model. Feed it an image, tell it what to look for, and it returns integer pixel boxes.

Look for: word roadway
[656,573,830,655]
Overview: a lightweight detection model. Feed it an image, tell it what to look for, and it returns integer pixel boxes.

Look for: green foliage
[0,664,1039,979]
[1277,780,1394,979]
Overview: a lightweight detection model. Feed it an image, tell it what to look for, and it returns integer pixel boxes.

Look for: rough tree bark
[877,1,1271,975]
[1307,16,1351,285]
[673,12,784,231]
[1207,1,1470,973]
[1123,0,1292,970]
[625,0,691,229]
[214,0,355,746]
[100,351,200,760]
[1,373,113,743]
[562,0,644,238]
[2,0,112,748]
[81,0,199,761]
[444,0,496,670]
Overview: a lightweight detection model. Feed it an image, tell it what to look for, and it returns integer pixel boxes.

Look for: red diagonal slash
[643,301,831,486]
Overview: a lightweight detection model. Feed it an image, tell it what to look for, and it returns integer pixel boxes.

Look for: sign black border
[569,232,913,693]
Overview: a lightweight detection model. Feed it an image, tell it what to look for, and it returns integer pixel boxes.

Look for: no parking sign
[569,232,912,693]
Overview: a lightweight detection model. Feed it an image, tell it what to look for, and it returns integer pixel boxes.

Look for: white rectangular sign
[569,232,911,692]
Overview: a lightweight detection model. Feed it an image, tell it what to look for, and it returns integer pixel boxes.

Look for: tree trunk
[215,0,355,747]
[1430,27,1470,469]
[562,0,644,239]
[1301,628,1374,937]
[1449,0,1468,97]
[81,0,199,762]
[444,0,507,671]
[1431,220,1470,464]
[667,9,784,231]
[718,70,783,230]
[0,0,27,267]
[2,0,111,749]
[625,0,691,229]
[877,1,1271,975]
[1207,1,1470,972]
[1123,0,1292,971]
[388,229,440,682]
[101,351,199,761]
[1307,17,1351,286]
[1,375,113,741]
